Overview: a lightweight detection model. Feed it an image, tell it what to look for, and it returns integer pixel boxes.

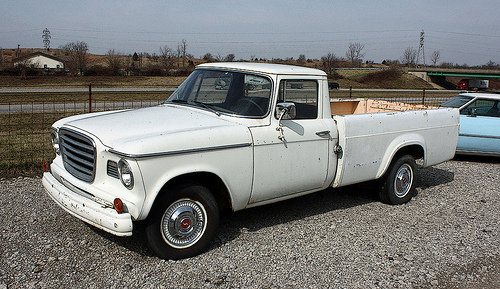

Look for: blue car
[440,93,500,156]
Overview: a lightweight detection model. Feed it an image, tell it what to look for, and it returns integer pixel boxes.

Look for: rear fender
[376,133,425,179]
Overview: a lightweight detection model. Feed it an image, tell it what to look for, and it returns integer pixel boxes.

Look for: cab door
[249,79,333,204]
[458,99,500,154]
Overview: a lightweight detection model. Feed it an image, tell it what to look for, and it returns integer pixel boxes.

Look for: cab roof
[458,92,500,101]
[196,62,327,76]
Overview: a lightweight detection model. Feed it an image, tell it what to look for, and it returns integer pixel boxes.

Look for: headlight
[118,159,134,189]
[50,128,60,155]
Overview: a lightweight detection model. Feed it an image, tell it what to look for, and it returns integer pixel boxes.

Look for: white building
[13,52,65,70]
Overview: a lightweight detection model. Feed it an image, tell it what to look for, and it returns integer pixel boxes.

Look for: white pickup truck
[43,63,459,259]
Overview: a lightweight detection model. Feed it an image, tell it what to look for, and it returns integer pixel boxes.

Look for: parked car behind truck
[440,92,500,156]
[43,63,460,259]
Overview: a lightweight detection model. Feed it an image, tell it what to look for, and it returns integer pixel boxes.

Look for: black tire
[145,183,219,260]
[379,155,417,205]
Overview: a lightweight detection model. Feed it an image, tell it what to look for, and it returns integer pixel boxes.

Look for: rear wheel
[146,183,219,260]
[379,155,417,205]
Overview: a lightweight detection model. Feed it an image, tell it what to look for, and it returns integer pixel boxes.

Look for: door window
[463,99,499,117]
[277,80,318,119]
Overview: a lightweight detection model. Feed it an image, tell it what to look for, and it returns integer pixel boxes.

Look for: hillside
[0,68,435,90]
[334,69,434,89]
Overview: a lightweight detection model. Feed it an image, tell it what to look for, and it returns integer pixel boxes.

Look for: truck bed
[330,98,459,188]
[330,98,435,115]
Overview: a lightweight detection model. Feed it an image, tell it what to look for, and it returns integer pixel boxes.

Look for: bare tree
[159,45,175,73]
[203,53,215,62]
[59,41,89,75]
[105,49,123,75]
[484,60,499,69]
[224,54,235,62]
[177,39,188,68]
[215,54,225,62]
[297,54,306,65]
[345,42,365,67]
[430,50,440,66]
[400,47,417,68]
[321,52,338,78]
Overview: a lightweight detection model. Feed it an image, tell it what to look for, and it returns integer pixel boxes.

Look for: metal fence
[0,99,163,171]
[0,89,458,170]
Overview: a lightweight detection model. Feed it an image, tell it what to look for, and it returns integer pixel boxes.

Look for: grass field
[0,91,173,103]
[0,75,186,88]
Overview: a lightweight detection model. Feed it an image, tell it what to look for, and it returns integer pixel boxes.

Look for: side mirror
[470,108,478,117]
[276,102,296,120]
[275,102,296,142]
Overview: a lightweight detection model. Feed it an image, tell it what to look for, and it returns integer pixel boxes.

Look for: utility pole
[42,28,51,51]
[416,30,425,67]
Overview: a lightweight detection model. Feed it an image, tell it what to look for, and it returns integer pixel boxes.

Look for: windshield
[440,95,473,108]
[166,69,272,118]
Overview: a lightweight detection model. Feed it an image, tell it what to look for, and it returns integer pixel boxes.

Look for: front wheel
[146,183,219,260]
[379,155,417,205]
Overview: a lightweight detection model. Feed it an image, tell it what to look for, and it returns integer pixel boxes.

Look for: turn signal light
[114,198,123,213]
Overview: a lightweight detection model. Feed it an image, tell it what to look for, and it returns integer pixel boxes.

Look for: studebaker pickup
[43,63,460,259]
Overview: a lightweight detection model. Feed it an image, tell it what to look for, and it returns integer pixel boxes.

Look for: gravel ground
[1,158,498,288]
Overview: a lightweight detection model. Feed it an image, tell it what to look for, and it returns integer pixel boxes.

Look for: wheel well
[156,172,232,212]
[378,144,424,182]
[393,144,424,162]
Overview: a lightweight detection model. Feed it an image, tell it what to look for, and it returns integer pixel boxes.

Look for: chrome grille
[60,128,96,182]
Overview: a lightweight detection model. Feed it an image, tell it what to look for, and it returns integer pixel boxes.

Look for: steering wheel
[237,98,265,115]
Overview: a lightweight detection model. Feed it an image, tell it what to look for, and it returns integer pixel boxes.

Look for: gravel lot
[1,157,498,288]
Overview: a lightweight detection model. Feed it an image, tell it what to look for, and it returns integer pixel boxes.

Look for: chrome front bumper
[42,172,133,236]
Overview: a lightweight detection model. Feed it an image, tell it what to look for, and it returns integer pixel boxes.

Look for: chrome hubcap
[161,198,207,249]
[394,164,413,198]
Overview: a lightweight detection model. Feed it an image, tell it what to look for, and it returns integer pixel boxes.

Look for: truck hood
[60,104,253,156]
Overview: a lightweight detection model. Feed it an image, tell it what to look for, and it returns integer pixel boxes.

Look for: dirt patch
[353,69,432,89]
[357,69,403,86]
[489,79,500,90]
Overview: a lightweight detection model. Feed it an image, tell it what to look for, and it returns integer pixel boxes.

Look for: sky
[1,0,499,66]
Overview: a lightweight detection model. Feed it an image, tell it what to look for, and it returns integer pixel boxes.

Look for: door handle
[315,130,330,137]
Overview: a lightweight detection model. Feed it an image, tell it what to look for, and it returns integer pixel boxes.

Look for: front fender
[135,145,254,220]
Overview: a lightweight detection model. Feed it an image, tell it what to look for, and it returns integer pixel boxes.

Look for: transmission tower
[416,30,425,67]
[42,28,51,51]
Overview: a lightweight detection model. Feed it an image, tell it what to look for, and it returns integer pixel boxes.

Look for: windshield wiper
[169,99,221,116]
[192,101,221,116]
